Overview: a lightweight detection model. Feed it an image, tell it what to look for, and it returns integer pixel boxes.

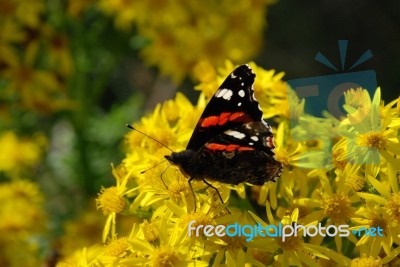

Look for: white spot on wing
[215,88,234,100]
[223,90,233,100]
[225,130,245,139]
[249,142,254,145]
[251,136,259,141]
[215,88,227,98]
[231,73,237,79]
[238,102,242,106]
[238,89,245,98]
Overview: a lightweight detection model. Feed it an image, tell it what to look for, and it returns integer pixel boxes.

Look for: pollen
[181,212,213,230]
[96,187,126,215]
[357,132,386,150]
[321,192,354,223]
[350,255,382,267]
[168,180,190,202]
[152,246,180,267]
[277,235,303,251]
[384,193,400,224]
[220,235,246,250]
[141,220,160,242]
[369,217,387,232]
[104,237,129,257]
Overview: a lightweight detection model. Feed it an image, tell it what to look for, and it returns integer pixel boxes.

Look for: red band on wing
[218,112,231,126]
[200,112,253,127]
[229,112,252,123]
[206,143,255,151]
[201,116,219,127]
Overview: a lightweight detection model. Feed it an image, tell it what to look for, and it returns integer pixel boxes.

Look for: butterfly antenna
[126,124,174,152]
[140,160,168,174]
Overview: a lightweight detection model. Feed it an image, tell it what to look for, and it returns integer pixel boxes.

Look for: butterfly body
[165,64,283,187]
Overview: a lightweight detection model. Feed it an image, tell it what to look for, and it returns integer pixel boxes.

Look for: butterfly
[164,64,283,208]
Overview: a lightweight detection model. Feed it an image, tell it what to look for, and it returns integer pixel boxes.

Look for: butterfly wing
[198,121,283,185]
[186,64,263,151]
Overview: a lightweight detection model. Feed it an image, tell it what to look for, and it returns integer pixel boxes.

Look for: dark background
[260,0,400,102]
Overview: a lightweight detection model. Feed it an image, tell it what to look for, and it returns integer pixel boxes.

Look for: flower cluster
[0,131,45,177]
[0,0,75,114]
[0,179,47,266]
[58,62,400,266]
[96,0,274,82]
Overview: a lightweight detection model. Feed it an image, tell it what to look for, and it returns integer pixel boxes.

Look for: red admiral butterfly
[164,64,283,208]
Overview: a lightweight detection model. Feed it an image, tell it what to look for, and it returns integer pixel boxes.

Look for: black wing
[186,64,263,151]
[198,122,283,185]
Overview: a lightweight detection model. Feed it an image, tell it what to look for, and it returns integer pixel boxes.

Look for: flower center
[276,235,303,251]
[358,132,386,150]
[104,237,129,257]
[350,255,382,267]
[152,246,180,267]
[385,193,400,224]
[220,235,246,250]
[370,217,387,233]
[321,192,353,223]
[96,187,126,215]
[168,180,190,202]
[181,212,213,236]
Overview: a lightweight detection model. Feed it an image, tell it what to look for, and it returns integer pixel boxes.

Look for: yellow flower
[127,215,209,267]
[0,0,44,29]
[0,131,45,176]
[294,169,361,251]
[56,245,106,267]
[96,165,137,242]
[81,59,400,266]
[0,179,47,266]
[97,1,275,82]
[351,255,383,267]
[0,179,46,233]
[249,209,350,266]
[0,19,25,44]
[337,88,400,166]
[355,164,400,256]
[350,251,400,267]
[1,43,74,113]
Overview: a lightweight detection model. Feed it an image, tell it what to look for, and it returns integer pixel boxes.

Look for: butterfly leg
[188,177,197,212]
[160,165,170,189]
[202,179,231,214]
